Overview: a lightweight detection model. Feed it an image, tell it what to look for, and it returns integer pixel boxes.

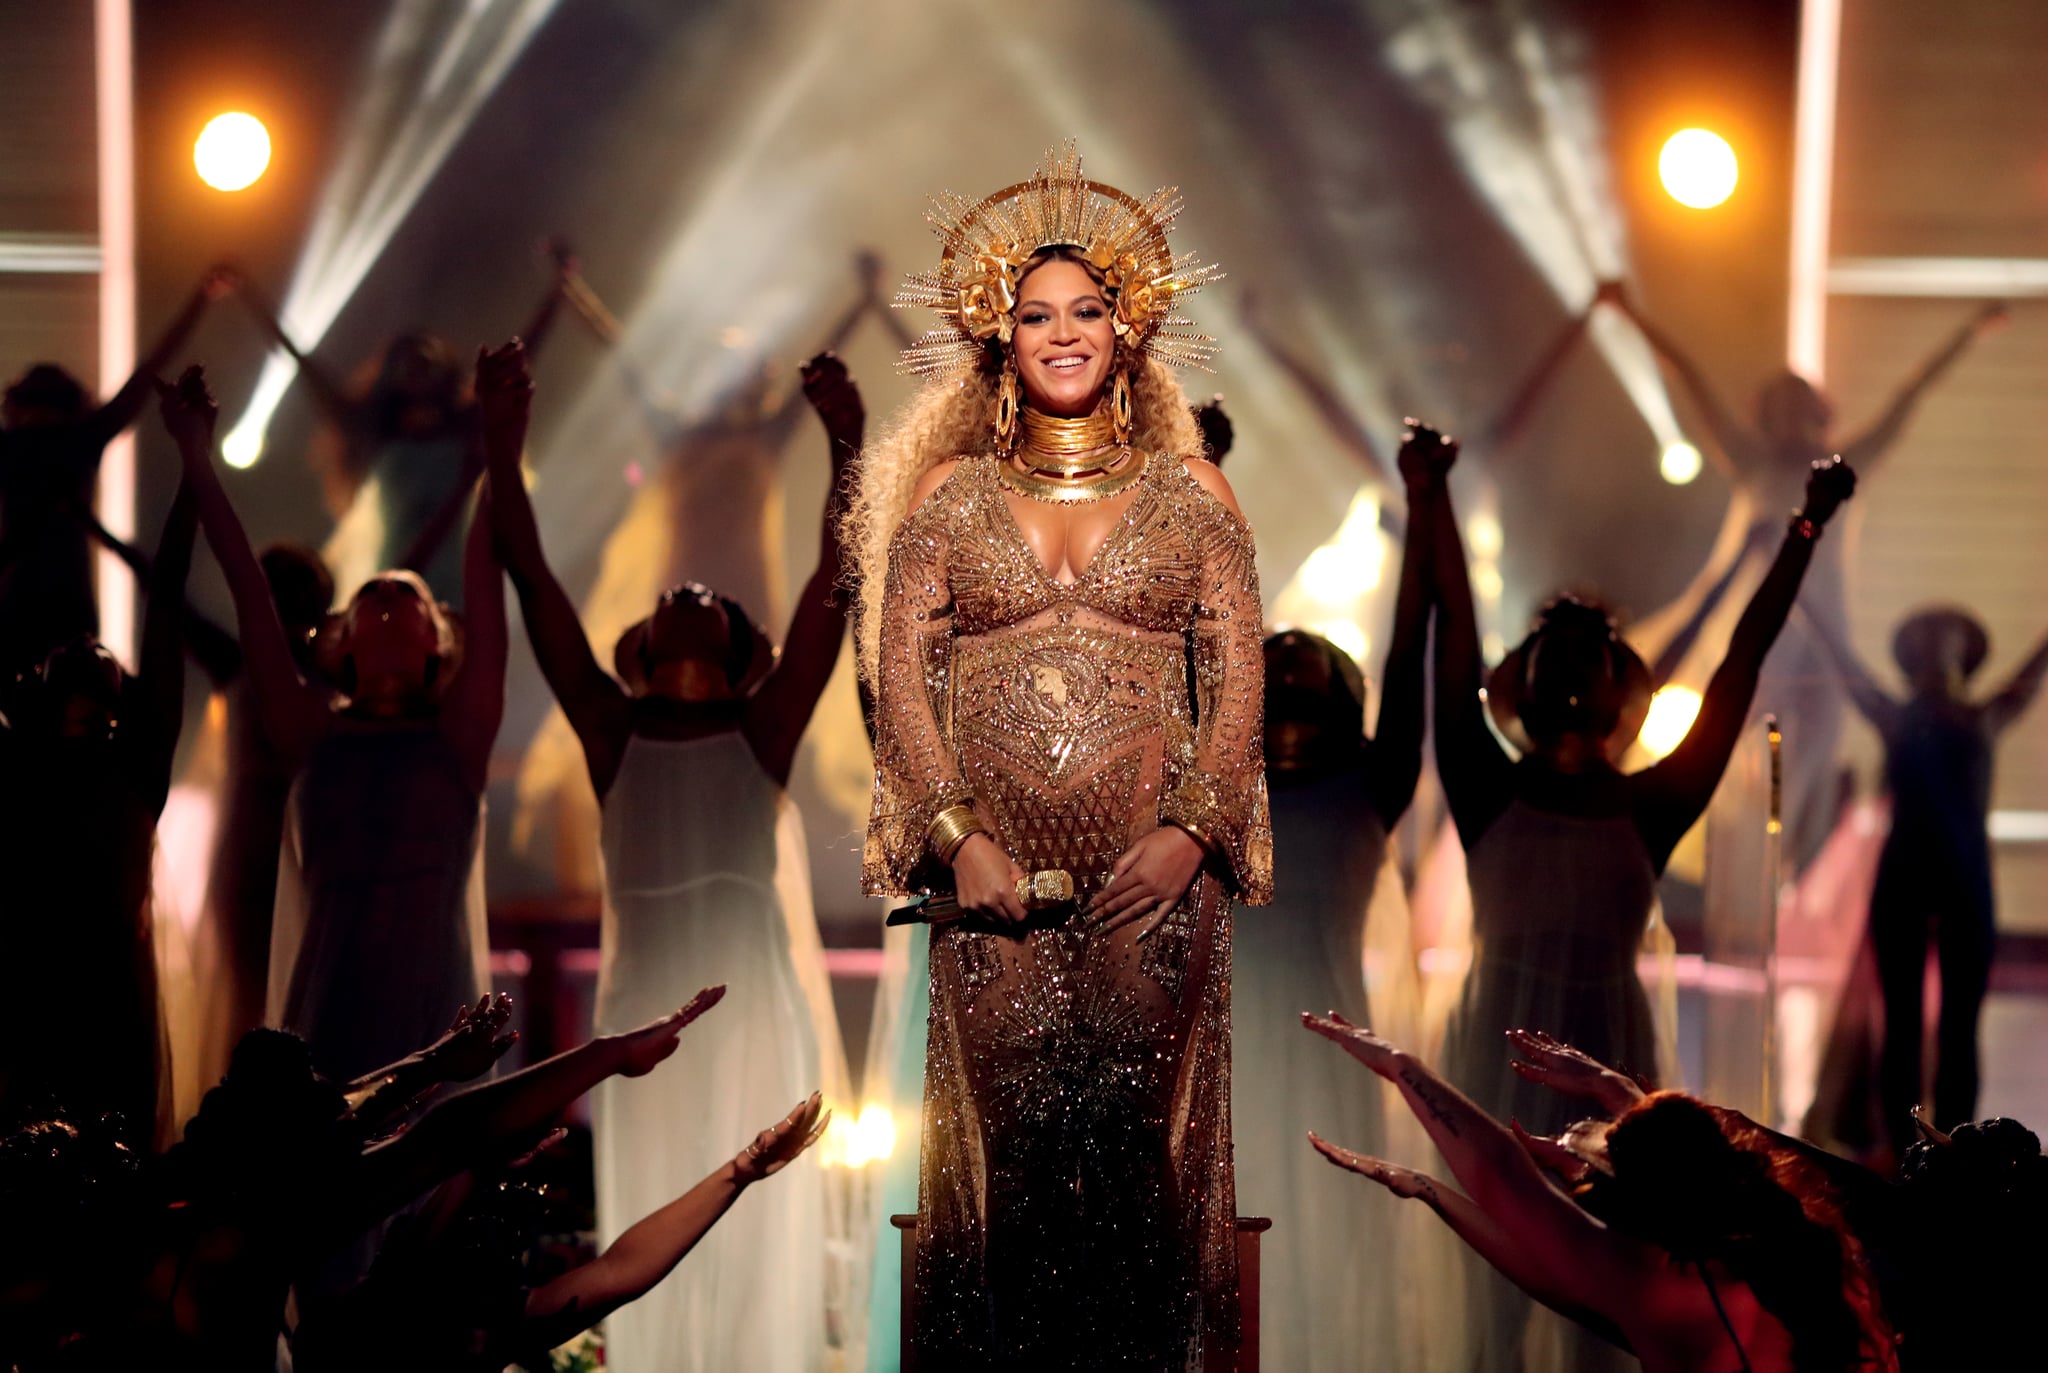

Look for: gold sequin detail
[863,452,1269,1367]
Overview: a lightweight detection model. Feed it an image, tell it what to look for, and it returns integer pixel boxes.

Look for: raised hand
[1396,418,1458,489]
[1801,454,1857,527]
[1510,1119,1595,1185]
[475,340,534,462]
[1506,1028,1646,1116]
[541,235,579,279]
[156,364,219,454]
[612,985,725,1077]
[430,992,520,1082]
[202,263,242,302]
[854,248,886,304]
[1307,1132,1440,1201]
[800,351,863,456]
[733,1091,830,1183]
[1087,825,1204,938]
[1302,1010,1403,1078]
[1974,299,2011,334]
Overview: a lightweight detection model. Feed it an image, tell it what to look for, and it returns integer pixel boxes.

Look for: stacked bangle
[927,803,986,863]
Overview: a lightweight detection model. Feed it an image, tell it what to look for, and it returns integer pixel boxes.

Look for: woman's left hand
[1086,826,1205,937]
[1302,1010,1404,1078]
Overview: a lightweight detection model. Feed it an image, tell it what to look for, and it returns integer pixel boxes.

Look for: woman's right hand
[950,832,1028,925]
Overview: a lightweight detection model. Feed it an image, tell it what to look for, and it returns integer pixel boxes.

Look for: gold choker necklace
[999,448,1147,504]
[1019,406,1117,464]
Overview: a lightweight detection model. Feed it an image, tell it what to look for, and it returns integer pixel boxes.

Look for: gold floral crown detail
[897,142,1224,379]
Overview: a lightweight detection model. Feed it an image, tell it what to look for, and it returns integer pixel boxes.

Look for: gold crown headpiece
[897,142,1224,379]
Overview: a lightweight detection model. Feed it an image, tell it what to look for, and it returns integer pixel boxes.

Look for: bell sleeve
[861,498,973,897]
[1160,482,1274,904]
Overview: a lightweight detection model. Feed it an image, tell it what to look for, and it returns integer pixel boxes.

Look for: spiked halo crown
[897,142,1224,379]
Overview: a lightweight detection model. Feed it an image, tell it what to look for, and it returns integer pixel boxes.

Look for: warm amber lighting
[194,112,271,192]
[1638,685,1704,758]
[1660,440,1703,485]
[1658,129,1737,209]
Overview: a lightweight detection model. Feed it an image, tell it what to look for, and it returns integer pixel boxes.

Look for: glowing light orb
[1472,561,1505,603]
[221,424,264,470]
[1466,512,1504,560]
[1660,440,1704,485]
[1638,685,1704,758]
[194,112,272,192]
[1659,129,1737,209]
[1307,619,1370,666]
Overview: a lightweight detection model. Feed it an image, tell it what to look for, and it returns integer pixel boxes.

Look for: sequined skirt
[913,624,1240,1369]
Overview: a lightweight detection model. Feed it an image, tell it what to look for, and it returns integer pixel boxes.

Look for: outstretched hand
[1302,1010,1404,1078]
[156,365,218,454]
[201,263,242,302]
[1307,1132,1440,1201]
[1397,419,1458,489]
[800,351,863,456]
[612,984,725,1078]
[1506,1028,1646,1115]
[733,1091,831,1183]
[1801,455,1857,527]
[1510,1118,1595,1185]
[1974,299,2011,334]
[429,992,520,1082]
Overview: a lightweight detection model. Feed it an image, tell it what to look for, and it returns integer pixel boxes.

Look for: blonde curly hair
[846,348,1201,685]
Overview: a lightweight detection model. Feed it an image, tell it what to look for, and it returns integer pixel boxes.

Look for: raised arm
[520,1093,828,1347]
[745,354,862,786]
[341,988,723,1234]
[132,480,200,806]
[1475,301,1595,453]
[440,475,506,794]
[343,993,519,1135]
[91,266,236,442]
[1303,1014,1649,1317]
[1983,625,2048,734]
[1305,1140,1629,1348]
[1633,459,1857,865]
[479,340,633,795]
[1418,424,1516,844]
[1799,602,1902,733]
[510,239,577,366]
[234,276,359,430]
[1841,301,2005,471]
[75,502,242,687]
[159,366,330,762]
[1609,285,1754,480]
[1360,427,1439,827]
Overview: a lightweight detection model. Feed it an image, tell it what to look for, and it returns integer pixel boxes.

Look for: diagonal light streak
[221,0,562,467]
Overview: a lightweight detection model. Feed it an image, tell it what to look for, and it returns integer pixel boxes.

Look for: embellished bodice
[863,453,1271,904]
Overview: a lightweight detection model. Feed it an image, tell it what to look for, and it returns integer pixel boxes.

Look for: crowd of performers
[2,144,2046,1372]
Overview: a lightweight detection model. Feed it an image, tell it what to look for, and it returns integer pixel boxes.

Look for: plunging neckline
[991,455,1153,590]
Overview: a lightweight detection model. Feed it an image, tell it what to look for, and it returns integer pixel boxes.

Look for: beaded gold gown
[864,451,1271,1370]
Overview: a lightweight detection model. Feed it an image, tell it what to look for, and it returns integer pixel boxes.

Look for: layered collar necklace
[999,406,1145,504]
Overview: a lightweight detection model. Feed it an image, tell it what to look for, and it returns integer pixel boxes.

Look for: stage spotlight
[194,112,271,192]
[1638,685,1704,759]
[1658,129,1737,209]
[222,426,263,470]
[1660,440,1704,485]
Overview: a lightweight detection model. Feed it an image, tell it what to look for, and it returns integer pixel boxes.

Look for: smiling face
[1010,254,1117,419]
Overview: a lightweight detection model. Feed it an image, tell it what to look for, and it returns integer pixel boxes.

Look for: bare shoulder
[1179,455,1245,519]
[908,458,966,515]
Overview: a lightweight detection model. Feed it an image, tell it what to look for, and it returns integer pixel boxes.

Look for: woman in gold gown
[851,146,1270,1370]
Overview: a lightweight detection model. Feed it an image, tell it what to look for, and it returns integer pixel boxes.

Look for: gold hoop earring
[994,359,1020,454]
[1110,368,1133,447]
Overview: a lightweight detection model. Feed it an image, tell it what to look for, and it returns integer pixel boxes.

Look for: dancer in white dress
[485,342,860,1372]
[1231,424,1439,1373]
[170,362,507,1089]
[1423,417,1857,1372]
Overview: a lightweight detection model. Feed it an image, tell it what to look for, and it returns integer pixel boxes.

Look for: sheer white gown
[592,732,850,1372]
[1230,771,1413,1372]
